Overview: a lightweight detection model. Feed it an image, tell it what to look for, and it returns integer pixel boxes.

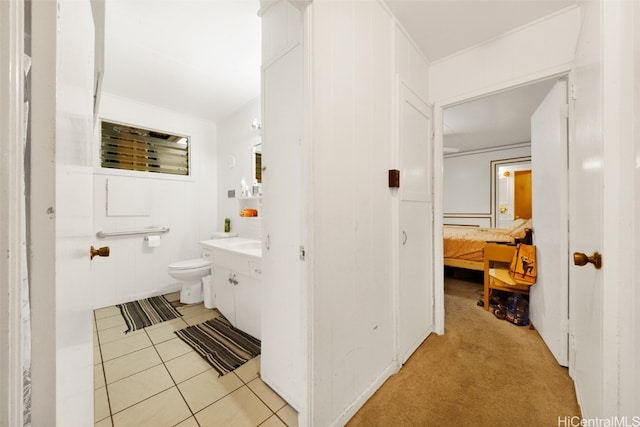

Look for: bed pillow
[506,218,527,232]
[509,218,533,238]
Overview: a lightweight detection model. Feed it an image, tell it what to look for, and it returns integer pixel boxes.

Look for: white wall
[631,1,640,415]
[429,6,581,104]
[216,97,262,239]
[92,93,218,308]
[444,144,531,226]
[310,2,395,425]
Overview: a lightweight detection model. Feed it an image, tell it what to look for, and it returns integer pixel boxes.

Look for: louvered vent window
[101,121,189,176]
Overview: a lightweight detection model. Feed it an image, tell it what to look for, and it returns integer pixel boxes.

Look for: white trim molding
[0,0,25,425]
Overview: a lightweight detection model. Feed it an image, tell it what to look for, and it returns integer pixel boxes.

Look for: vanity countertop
[200,237,262,259]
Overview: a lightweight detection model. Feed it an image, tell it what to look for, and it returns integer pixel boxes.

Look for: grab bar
[96,226,170,239]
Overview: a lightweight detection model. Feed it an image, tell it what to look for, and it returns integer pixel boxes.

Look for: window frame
[99,119,192,178]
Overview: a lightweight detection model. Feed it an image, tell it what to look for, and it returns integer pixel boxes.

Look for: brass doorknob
[90,246,110,260]
[573,252,602,269]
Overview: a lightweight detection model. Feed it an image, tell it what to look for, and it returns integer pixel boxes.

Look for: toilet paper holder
[145,235,162,248]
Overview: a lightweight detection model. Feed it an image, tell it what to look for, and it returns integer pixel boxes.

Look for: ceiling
[443,78,557,152]
[102,1,261,123]
[385,0,575,153]
[102,0,575,128]
[385,0,576,62]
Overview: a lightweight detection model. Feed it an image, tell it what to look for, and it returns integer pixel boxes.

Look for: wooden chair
[483,243,533,311]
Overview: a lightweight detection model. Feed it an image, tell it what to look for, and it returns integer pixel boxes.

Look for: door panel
[400,87,432,203]
[260,42,305,410]
[399,202,433,363]
[398,85,433,363]
[513,170,532,219]
[213,266,236,327]
[234,274,261,340]
[54,1,95,424]
[530,79,569,366]
[570,32,604,416]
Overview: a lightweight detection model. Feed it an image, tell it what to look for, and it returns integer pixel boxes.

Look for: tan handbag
[509,243,537,284]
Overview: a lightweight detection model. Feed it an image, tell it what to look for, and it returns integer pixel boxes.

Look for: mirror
[253,143,262,185]
[491,158,531,228]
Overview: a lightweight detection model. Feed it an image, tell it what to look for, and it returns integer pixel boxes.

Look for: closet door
[260,40,306,410]
[398,85,434,363]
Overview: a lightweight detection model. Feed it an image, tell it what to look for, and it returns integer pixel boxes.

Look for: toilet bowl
[168,258,211,304]
[168,232,238,305]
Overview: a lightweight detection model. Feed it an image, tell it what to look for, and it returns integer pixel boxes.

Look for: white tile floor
[94,292,298,427]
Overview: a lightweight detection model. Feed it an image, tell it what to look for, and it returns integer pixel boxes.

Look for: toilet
[168,232,237,304]
[168,258,211,304]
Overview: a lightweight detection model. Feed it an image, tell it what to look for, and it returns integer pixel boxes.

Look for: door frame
[433,67,572,335]
[0,0,26,424]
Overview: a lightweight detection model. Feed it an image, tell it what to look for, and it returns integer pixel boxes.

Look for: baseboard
[260,373,302,415]
[400,327,434,365]
[330,362,398,427]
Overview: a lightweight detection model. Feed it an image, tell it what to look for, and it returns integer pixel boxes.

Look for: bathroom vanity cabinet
[200,239,262,340]
[212,262,262,340]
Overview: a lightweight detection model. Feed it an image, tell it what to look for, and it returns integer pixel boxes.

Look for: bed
[443,218,532,271]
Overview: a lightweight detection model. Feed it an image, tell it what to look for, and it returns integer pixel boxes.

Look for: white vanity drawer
[213,249,251,275]
[248,261,262,279]
[201,248,214,263]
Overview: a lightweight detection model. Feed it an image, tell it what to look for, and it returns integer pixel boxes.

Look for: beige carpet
[347,277,581,427]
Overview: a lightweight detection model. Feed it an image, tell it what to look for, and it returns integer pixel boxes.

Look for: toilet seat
[168,258,210,271]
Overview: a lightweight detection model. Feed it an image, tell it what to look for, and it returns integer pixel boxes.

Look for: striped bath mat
[117,295,182,333]
[174,316,261,376]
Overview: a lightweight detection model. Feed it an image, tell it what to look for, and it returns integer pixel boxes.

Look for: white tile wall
[216,97,262,240]
[92,93,218,308]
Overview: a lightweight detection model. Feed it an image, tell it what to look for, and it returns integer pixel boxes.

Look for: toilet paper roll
[146,235,161,248]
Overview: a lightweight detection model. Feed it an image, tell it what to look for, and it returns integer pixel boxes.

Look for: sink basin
[200,237,262,258]
[228,240,262,251]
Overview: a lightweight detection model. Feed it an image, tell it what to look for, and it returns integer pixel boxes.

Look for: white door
[234,273,261,340]
[260,42,306,411]
[530,79,569,366]
[31,1,96,425]
[569,60,604,419]
[56,2,96,423]
[569,0,639,418]
[398,85,434,364]
[568,0,607,416]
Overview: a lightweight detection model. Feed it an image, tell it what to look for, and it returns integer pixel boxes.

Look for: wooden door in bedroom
[513,170,532,219]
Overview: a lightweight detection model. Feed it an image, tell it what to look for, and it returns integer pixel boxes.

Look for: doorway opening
[437,74,571,368]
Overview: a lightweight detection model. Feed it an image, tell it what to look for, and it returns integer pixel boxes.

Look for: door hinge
[569,83,577,100]
[569,333,576,351]
[299,245,306,261]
